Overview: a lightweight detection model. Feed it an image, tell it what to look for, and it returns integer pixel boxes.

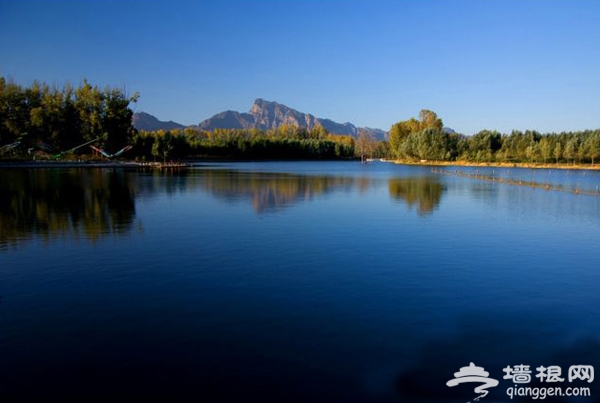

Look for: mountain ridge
[131,112,186,131]
[133,99,388,140]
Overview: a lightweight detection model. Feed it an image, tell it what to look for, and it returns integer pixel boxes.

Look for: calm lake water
[1,161,599,402]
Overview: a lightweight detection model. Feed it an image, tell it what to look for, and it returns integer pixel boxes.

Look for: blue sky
[1,0,599,135]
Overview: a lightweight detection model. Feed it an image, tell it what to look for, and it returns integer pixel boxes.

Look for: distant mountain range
[132,112,186,131]
[133,99,388,140]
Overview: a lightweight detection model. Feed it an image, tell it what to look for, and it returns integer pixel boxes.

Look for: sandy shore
[390,159,600,171]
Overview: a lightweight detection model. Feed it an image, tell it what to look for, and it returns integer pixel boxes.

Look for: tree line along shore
[1,77,599,167]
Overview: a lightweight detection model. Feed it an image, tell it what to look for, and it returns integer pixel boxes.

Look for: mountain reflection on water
[197,169,445,214]
[0,167,446,247]
[196,169,357,213]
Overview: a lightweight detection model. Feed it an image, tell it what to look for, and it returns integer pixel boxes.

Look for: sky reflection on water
[1,162,599,402]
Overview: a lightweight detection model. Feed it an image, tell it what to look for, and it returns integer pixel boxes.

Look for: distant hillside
[197,99,388,140]
[133,100,388,140]
[132,112,185,131]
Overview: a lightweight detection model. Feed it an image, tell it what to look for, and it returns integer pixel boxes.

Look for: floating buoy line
[431,168,600,197]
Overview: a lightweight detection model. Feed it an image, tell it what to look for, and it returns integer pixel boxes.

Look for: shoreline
[0,160,190,169]
[390,159,600,171]
[1,158,600,171]
[0,157,356,169]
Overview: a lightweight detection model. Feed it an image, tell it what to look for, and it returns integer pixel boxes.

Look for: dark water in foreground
[1,161,599,402]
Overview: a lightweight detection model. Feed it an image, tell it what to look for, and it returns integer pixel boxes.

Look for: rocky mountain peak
[247,98,318,130]
[250,98,270,112]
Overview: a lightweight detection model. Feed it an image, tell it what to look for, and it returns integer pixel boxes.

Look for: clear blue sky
[2,0,599,135]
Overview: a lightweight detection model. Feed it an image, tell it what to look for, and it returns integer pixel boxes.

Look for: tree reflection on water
[0,169,136,249]
[388,177,445,215]
[0,168,448,249]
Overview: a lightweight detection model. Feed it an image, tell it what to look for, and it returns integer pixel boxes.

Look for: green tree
[468,130,502,161]
[74,80,105,143]
[389,121,412,158]
[418,109,443,131]
[309,125,328,139]
[564,137,579,163]
[102,87,138,151]
[539,136,553,163]
[152,131,174,162]
[553,140,563,163]
[2,80,28,142]
[525,142,541,162]
[389,110,442,159]
[585,131,600,164]
[356,129,377,159]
